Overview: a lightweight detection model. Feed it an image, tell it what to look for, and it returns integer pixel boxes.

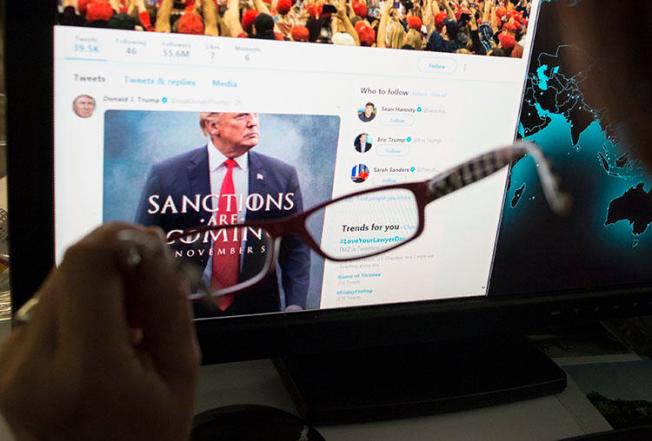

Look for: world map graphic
[513,38,652,245]
[489,0,652,295]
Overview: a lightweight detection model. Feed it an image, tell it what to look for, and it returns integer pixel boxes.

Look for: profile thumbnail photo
[351,164,370,183]
[354,133,373,153]
[358,102,377,123]
[103,110,341,313]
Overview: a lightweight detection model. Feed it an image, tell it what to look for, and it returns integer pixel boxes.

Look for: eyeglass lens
[305,187,419,260]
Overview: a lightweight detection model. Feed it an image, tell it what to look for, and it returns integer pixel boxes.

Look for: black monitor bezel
[6,1,652,364]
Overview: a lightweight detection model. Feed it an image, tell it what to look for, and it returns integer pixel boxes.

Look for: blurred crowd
[58,0,531,56]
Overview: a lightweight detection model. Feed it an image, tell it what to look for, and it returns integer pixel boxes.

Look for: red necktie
[211,159,240,311]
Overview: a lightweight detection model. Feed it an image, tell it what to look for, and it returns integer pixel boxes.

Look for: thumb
[54,224,137,361]
[119,230,200,386]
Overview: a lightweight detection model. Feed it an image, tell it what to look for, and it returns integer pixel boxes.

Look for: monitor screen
[3,0,648,364]
[52,0,558,320]
[54,0,649,324]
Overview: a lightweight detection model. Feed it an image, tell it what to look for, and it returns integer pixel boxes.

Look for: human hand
[0,223,200,441]
[335,0,346,18]
[109,0,121,13]
[469,8,478,29]
[126,0,137,14]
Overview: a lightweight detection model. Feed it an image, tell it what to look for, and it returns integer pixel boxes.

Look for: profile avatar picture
[351,164,370,183]
[358,102,377,123]
[354,133,373,153]
[72,94,96,118]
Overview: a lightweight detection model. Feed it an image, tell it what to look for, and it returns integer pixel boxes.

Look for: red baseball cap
[241,9,259,30]
[86,0,114,22]
[306,3,322,17]
[354,20,367,33]
[407,16,422,30]
[352,2,368,18]
[357,24,376,47]
[78,0,91,14]
[496,6,507,18]
[435,11,447,30]
[178,11,204,34]
[498,31,516,49]
[503,21,518,33]
[291,25,310,42]
[277,0,292,15]
[455,6,471,21]
[508,10,523,23]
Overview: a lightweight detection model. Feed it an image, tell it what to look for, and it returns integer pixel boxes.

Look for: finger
[55,223,146,360]
[0,272,59,394]
[1,267,62,375]
[123,235,199,386]
[13,270,60,356]
[143,225,167,242]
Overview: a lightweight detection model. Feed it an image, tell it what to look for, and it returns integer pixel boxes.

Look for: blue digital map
[489,0,652,294]
[509,42,652,247]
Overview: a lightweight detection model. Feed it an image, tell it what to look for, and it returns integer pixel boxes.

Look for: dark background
[490,0,652,296]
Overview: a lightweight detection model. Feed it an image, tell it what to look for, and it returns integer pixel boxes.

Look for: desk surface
[196,358,611,441]
[0,319,611,441]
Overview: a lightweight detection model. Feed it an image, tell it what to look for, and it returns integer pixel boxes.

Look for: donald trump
[135,112,310,317]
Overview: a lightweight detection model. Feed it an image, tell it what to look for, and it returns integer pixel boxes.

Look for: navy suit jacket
[135,147,310,316]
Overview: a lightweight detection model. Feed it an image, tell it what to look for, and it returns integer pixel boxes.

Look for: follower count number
[163,48,191,58]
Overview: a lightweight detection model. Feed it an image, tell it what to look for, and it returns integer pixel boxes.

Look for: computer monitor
[6,0,652,423]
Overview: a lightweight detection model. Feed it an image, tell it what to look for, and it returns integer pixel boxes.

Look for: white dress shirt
[206,140,249,219]
[202,141,250,282]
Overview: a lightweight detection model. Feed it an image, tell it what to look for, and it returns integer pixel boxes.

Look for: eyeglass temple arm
[425,141,570,214]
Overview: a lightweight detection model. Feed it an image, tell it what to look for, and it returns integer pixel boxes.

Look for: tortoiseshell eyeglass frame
[169,141,569,301]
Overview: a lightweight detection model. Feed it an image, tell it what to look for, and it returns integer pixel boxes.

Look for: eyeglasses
[168,141,569,303]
